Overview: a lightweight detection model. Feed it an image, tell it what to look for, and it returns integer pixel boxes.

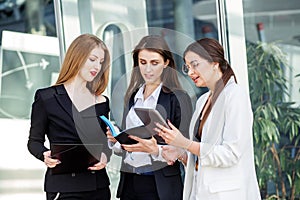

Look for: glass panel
[0,31,60,119]
[0,1,58,199]
[0,1,58,119]
[243,0,300,104]
[103,24,126,122]
[0,0,57,41]
[243,0,300,199]
[59,0,219,99]
[0,0,58,119]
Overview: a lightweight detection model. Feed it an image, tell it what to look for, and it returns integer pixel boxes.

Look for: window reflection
[103,24,126,122]
[243,0,300,114]
[243,0,300,199]
[0,0,58,119]
[0,0,56,42]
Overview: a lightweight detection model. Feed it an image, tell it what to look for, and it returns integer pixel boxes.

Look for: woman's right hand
[106,126,117,143]
[155,120,192,149]
[43,150,61,168]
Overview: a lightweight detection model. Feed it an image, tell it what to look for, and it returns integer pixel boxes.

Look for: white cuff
[109,141,123,153]
[151,145,167,162]
[107,140,114,149]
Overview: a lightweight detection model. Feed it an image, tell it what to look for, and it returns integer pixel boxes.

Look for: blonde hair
[55,34,110,95]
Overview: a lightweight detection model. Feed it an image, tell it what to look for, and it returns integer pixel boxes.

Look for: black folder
[50,143,103,175]
[99,115,152,144]
[100,108,168,145]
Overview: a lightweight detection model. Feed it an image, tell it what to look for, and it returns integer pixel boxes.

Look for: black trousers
[46,187,111,200]
[120,173,160,200]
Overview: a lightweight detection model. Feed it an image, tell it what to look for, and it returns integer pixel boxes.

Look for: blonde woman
[28,34,112,200]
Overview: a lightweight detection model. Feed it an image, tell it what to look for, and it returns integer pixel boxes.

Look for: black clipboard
[50,143,103,175]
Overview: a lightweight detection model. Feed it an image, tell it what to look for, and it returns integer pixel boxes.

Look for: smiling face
[184,51,216,88]
[78,46,105,83]
[138,49,169,85]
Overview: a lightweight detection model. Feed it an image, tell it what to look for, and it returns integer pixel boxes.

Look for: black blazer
[117,88,193,200]
[27,85,111,193]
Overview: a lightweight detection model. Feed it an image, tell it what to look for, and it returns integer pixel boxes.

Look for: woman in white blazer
[155,38,261,200]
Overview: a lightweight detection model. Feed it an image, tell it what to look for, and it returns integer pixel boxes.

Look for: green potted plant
[247,41,300,199]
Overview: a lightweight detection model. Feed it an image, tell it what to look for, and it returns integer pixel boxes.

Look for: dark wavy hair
[124,35,182,105]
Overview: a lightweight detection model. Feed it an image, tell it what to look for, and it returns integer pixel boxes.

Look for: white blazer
[183,77,261,200]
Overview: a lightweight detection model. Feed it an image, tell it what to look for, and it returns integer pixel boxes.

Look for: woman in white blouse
[156,38,261,200]
[107,35,193,200]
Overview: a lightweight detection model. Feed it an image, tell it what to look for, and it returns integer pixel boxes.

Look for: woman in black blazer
[107,35,193,200]
[27,34,112,200]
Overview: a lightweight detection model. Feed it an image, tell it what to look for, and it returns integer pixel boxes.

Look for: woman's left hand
[88,152,107,170]
[122,136,159,156]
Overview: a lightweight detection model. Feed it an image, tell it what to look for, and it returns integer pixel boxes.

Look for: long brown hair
[55,34,110,95]
[184,38,237,137]
[124,35,182,105]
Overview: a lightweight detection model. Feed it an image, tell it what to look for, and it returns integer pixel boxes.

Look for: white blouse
[111,83,167,167]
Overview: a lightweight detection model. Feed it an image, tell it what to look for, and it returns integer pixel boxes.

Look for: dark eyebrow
[139,58,160,62]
